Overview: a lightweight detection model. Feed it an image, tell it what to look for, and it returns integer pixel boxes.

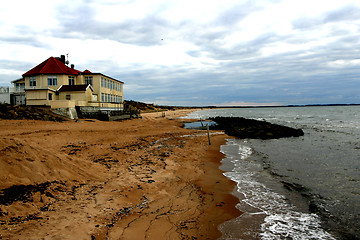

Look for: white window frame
[68,76,75,85]
[29,76,36,87]
[85,76,93,86]
[47,76,57,86]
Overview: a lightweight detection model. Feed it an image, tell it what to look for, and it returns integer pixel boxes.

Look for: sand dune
[0,110,240,239]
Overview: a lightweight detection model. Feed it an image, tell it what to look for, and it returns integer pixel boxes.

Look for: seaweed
[0,182,54,206]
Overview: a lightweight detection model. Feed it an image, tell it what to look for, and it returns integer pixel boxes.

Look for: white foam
[220,139,336,240]
[261,212,336,240]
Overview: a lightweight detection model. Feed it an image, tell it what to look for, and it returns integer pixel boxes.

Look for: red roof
[83,69,92,74]
[23,57,80,77]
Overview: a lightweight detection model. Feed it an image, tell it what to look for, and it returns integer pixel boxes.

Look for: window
[68,76,75,85]
[101,93,104,102]
[16,83,25,91]
[85,76,93,86]
[29,76,36,87]
[48,76,57,86]
[48,93,53,100]
[101,77,104,87]
[66,94,71,100]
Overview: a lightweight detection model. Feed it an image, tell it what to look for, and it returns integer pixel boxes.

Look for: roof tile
[23,57,79,77]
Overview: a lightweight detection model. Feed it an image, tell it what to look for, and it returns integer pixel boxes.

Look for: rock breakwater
[210,117,304,139]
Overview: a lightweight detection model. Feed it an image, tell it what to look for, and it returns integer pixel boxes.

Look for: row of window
[101,77,122,91]
[101,93,122,103]
[29,76,93,87]
[68,76,92,86]
[29,76,58,86]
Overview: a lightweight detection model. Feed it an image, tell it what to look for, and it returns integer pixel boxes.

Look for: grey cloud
[292,18,322,30]
[54,2,174,46]
[324,4,360,22]
[0,60,37,85]
[36,1,360,106]
[0,35,43,48]
[0,60,34,72]
[215,1,263,26]
[292,4,360,30]
[0,24,52,49]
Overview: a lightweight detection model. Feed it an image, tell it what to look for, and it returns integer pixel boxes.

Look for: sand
[0,109,240,240]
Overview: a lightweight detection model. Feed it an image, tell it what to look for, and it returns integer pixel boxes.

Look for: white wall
[0,87,10,104]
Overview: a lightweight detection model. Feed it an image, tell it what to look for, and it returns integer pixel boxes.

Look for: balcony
[13,87,25,93]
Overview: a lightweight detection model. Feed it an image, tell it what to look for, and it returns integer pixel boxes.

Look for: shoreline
[0,109,240,239]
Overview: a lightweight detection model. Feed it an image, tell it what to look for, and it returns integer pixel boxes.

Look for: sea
[183,106,360,240]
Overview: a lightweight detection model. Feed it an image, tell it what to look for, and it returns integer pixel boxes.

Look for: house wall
[50,100,75,108]
[26,89,48,100]
[59,91,87,101]
[58,87,94,107]
[24,74,76,90]
[26,89,54,106]
[22,72,123,110]
[98,75,124,109]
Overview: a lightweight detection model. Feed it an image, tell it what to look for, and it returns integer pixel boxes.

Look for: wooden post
[200,118,204,127]
[206,124,211,145]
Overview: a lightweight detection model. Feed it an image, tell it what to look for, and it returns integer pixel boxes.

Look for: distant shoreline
[190,103,360,109]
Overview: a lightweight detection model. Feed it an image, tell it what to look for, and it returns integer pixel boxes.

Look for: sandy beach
[0,109,240,239]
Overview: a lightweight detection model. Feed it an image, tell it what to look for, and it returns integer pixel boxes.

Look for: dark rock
[0,103,65,121]
[210,117,304,139]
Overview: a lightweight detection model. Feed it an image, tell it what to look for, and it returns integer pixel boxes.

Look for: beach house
[18,55,123,118]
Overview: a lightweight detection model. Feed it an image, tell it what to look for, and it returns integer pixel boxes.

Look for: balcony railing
[13,87,25,93]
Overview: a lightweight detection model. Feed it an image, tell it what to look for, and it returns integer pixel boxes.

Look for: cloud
[1,0,360,105]
[324,4,360,22]
[292,4,360,29]
[53,1,174,47]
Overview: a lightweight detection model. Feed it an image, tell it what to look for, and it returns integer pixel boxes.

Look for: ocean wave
[220,139,335,240]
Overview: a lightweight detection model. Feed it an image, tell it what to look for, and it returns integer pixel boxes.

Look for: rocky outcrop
[210,117,304,139]
[0,104,65,121]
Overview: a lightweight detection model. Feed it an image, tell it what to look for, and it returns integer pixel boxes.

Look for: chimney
[60,55,66,64]
[71,64,75,69]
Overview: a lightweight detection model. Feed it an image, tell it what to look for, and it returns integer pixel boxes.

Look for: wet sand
[0,109,240,239]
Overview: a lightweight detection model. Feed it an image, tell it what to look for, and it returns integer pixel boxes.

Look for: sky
[1,0,360,106]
